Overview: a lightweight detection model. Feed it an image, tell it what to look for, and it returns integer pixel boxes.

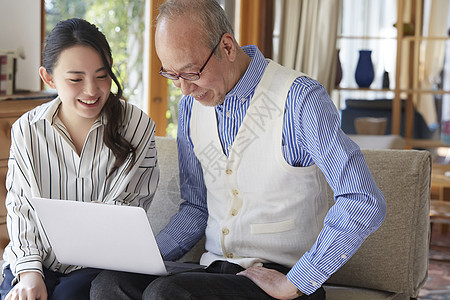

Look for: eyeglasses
[159,38,221,81]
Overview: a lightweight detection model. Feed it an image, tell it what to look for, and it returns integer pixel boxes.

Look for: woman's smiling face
[43,45,112,123]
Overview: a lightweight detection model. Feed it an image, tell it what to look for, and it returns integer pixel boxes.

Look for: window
[44,0,146,111]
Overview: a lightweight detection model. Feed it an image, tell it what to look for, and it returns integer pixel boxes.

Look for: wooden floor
[419,225,450,299]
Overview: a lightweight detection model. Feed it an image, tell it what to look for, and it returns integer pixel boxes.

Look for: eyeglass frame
[159,38,222,81]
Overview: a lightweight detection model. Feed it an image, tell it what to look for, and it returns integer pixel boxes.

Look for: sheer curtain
[416,0,449,128]
[276,0,341,94]
[443,2,450,137]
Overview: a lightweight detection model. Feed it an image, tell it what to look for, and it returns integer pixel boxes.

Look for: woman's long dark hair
[42,18,136,175]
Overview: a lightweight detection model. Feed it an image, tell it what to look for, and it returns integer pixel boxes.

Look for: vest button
[222,228,229,235]
[232,189,239,196]
[231,209,238,216]
[225,169,232,175]
[226,253,234,258]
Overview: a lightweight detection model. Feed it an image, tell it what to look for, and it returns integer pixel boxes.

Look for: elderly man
[91,0,386,299]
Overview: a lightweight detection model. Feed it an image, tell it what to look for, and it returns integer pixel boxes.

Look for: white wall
[0,0,41,92]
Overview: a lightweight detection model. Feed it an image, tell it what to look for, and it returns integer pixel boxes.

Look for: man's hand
[5,271,47,300]
[238,266,302,300]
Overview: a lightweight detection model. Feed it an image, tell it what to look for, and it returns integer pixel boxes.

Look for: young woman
[0,18,159,300]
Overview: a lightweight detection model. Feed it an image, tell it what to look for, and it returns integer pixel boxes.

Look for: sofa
[150,136,431,300]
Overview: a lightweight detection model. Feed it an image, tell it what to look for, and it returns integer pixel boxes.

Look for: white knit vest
[190,61,328,268]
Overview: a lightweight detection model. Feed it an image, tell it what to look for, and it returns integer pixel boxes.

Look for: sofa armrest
[325,149,431,298]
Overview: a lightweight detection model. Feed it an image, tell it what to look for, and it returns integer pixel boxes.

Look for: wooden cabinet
[0,94,55,251]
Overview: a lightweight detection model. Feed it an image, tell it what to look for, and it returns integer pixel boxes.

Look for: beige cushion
[148,136,182,234]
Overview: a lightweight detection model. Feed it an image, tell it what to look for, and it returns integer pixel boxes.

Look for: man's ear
[39,66,56,89]
[221,33,236,62]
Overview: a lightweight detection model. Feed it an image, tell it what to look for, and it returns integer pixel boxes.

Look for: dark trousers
[0,265,101,300]
[90,261,326,300]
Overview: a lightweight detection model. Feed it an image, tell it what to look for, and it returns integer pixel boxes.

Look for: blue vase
[355,50,375,88]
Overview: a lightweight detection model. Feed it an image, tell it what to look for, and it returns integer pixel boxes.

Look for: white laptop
[30,197,204,276]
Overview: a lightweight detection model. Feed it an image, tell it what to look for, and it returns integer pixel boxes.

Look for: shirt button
[231,209,238,216]
[311,281,318,287]
[341,254,347,259]
[225,169,232,175]
[226,253,234,258]
[222,228,230,235]
[226,110,231,117]
[241,98,247,103]
[232,189,239,196]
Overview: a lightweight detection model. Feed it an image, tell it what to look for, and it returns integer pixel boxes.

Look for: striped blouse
[3,98,159,279]
[156,45,386,294]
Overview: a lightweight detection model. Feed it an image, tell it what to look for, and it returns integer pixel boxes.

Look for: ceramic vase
[355,50,375,88]
[335,49,343,87]
[382,70,390,89]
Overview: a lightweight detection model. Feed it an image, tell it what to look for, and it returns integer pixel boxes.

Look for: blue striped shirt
[156,45,386,294]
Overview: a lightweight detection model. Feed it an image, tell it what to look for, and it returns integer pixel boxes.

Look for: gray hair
[157,0,236,51]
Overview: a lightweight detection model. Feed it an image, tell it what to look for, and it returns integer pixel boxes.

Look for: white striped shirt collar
[223,45,268,102]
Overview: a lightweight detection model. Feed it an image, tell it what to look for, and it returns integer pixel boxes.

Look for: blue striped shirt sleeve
[155,96,208,261]
[284,77,386,294]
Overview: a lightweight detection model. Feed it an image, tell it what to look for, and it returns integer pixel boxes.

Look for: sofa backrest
[151,137,431,297]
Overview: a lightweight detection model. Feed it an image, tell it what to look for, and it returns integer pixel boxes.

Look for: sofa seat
[324,285,409,300]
